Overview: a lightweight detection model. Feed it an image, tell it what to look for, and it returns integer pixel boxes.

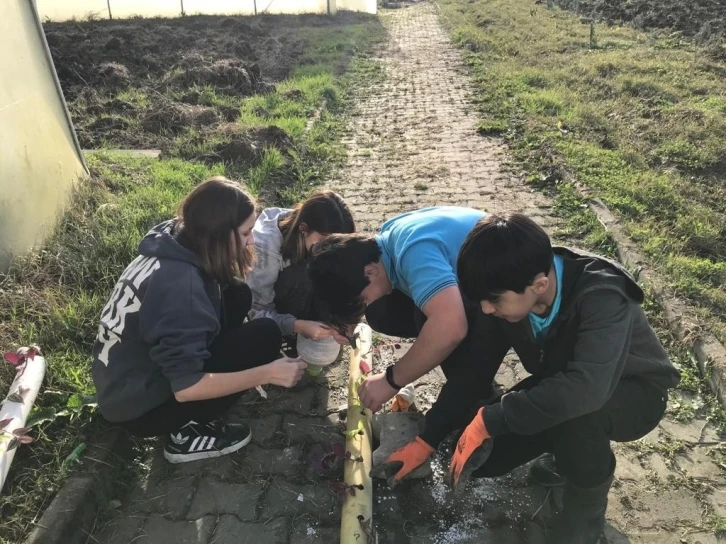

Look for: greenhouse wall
[36,0,376,20]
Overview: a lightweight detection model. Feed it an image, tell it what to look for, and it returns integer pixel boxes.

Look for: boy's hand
[449,407,493,493]
[358,373,397,412]
[371,436,434,487]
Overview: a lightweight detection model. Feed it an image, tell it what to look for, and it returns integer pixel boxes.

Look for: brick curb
[24,427,135,544]
[589,198,726,407]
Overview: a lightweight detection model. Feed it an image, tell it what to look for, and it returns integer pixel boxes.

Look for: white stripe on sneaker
[197,437,208,451]
[207,437,216,450]
[190,436,202,451]
[164,432,252,464]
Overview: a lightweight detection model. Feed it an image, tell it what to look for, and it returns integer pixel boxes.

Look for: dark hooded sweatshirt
[92,220,222,423]
[420,246,680,447]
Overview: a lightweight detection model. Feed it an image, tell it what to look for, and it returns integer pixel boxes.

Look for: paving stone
[317,384,348,415]
[409,521,515,544]
[261,480,339,520]
[138,516,215,544]
[244,445,304,477]
[632,488,703,527]
[646,452,677,482]
[675,448,723,480]
[706,486,726,517]
[628,532,719,543]
[248,414,283,447]
[282,414,345,445]
[265,385,317,416]
[305,441,347,480]
[660,418,707,444]
[315,358,348,388]
[210,516,287,544]
[289,523,339,544]
[94,515,146,544]
[700,421,725,444]
[372,412,430,481]
[495,362,519,391]
[128,475,197,520]
[615,450,647,481]
[186,479,262,520]
[521,521,547,544]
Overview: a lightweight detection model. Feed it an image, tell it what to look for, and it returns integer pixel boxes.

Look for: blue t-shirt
[529,254,564,343]
[375,207,486,310]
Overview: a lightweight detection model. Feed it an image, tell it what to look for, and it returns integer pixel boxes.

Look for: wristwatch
[385,365,403,391]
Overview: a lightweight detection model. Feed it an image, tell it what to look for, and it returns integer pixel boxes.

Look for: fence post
[253,0,258,15]
[107,0,113,19]
[328,0,337,15]
[180,0,185,16]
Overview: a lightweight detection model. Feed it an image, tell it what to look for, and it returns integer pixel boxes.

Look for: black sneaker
[530,453,565,487]
[164,420,252,464]
[281,335,298,358]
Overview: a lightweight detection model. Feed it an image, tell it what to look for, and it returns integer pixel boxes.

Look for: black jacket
[421,247,680,446]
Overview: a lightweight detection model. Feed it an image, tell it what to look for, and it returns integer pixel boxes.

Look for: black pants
[472,375,668,487]
[365,289,490,389]
[119,283,282,438]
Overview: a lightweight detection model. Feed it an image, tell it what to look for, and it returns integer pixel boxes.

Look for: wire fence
[36,0,376,21]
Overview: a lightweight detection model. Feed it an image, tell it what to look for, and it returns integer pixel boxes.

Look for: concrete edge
[588,197,726,407]
[24,426,136,544]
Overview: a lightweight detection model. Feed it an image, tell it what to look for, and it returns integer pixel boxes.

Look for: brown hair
[176,176,256,285]
[278,190,355,264]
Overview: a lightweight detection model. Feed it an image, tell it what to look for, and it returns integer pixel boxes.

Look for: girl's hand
[265,357,307,388]
[295,320,333,340]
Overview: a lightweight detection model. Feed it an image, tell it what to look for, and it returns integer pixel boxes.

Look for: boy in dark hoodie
[386,213,679,543]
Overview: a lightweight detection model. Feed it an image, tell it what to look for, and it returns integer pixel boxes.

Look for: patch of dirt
[184,123,293,165]
[552,0,726,40]
[43,14,310,152]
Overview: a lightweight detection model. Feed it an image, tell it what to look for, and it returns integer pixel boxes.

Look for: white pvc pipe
[0,351,46,494]
[341,324,373,544]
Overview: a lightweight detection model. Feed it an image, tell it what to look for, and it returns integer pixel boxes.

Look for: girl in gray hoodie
[246,190,355,349]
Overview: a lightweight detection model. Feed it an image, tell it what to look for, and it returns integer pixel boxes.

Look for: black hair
[457,213,553,302]
[307,234,381,327]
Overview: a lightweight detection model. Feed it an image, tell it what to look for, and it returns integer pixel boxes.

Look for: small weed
[413,182,429,191]
[709,512,726,537]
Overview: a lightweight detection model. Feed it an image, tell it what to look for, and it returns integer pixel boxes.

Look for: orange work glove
[372,436,435,488]
[449,407,493,493]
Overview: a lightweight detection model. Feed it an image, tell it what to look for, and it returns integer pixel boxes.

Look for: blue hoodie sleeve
[138,266,220,393]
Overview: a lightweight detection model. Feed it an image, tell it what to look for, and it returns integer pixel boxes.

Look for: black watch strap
[385,365,403,391]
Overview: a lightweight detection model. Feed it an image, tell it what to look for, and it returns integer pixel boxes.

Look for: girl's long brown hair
[279,190,355,264]
[176,176,256,284]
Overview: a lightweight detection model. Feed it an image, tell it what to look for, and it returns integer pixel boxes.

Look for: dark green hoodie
[421,247,680,446]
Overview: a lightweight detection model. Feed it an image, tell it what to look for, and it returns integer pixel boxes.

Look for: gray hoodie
[246,207,297,335]
[92,220,222,422]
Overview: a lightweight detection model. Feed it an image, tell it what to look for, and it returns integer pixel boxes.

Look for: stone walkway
[93,2,726,543]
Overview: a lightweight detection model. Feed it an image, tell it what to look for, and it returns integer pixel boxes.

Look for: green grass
[0,14,386,544]
[437,0,726,345]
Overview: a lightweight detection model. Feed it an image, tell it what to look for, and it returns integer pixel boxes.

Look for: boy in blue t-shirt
[309,206,495,482]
